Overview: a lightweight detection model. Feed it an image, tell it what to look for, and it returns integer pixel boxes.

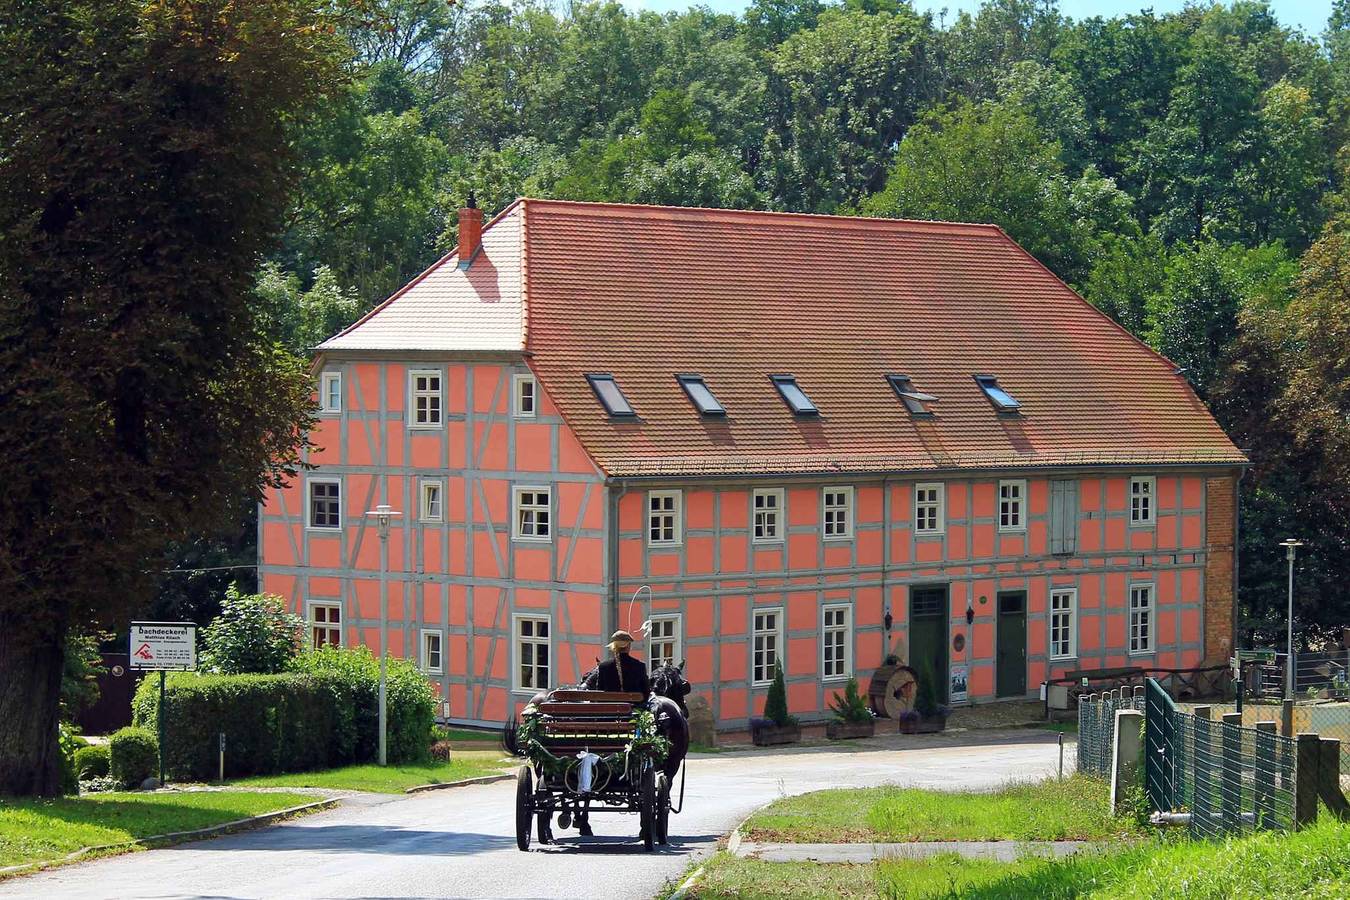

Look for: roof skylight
[677,374,725,416]
[975,374,1020,412]
[771,375,818,416]
[586,373,636,417]
[887,375,937,416]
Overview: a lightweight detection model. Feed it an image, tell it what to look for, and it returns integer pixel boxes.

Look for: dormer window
[771,375,818,416]
[887,375,936,416]
[975,374,1020,412]
[586,373,636,417]
[677,374,725,416]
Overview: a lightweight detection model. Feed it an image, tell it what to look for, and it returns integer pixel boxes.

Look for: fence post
[1318,737,1350,821]
[1192,706,1212,836]
[1295,732,1321,828]
[1221,712,1242,833]
[1254,721,1277,829]
[1111,709,1145,815]
[1281,699,1294,736]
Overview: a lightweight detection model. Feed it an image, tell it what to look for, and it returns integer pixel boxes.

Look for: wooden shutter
[1049,480,1078,555]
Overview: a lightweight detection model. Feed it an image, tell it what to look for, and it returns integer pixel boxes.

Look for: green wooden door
[996,591,1027,698]
[909,585,949,703]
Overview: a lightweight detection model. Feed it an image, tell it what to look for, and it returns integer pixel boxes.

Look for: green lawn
[744,776,1139,843]
[0,791,315,870]
[232,751,510,793]
[440,727,500,743]
[689,819,1350,899]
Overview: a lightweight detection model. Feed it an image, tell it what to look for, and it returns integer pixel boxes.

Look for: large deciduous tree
[0,0,344,796]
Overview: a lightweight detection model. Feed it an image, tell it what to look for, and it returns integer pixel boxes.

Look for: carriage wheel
[515,766,533,851]
[655,772,671,845]
[639,767,656,852]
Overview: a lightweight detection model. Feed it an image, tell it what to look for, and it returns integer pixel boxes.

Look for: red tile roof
[331,199,1246,477]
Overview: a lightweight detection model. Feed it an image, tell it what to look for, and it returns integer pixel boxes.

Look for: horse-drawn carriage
[504,662,690,851]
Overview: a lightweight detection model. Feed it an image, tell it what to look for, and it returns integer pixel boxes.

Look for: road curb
[667,864,705,900]
[405,773,513,793]
[0,797,338,882]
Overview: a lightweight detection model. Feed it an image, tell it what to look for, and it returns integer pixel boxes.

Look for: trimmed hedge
[131,646,435,781]
[75,743,111,779]
[109,726,158,787]
[133,672,338,780]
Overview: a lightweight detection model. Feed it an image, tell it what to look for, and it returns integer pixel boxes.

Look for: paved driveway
[4,728,1065,900]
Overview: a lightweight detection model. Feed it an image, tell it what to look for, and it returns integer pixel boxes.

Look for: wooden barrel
[868,664,919,719]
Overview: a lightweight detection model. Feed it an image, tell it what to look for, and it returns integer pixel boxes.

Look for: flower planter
[826,719,875,740]
[751,721,801,746]
[898,715,947,735]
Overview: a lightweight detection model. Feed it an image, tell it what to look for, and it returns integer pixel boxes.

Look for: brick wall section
[1204,475,1237,664]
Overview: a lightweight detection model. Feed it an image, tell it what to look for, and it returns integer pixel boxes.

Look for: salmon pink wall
[260,358,607,726]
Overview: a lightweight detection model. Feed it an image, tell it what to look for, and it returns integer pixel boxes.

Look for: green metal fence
[1077,687,1145,778]
[1145,677,1297,838]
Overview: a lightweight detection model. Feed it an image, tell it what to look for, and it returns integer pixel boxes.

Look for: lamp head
[365,503,402,536]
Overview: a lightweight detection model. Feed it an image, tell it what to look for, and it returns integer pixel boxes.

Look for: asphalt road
[5,728,1065,900]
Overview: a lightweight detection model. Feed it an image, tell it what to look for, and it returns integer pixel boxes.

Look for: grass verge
[689,819,1350,898]
[0,790,315,870]
[441,727,501,744]
[232,750,510,793]
[744,775,1138,843]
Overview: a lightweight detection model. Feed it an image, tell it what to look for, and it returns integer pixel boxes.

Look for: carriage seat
[532,689,647,755]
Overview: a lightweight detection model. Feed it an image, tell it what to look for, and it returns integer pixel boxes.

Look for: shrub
[763,660,796,727]
[829,677,873,723]
[58,723,85,795]
[289,645,435,764]
[912,658,947,719]
[430,740,453,763]
[133,671,337,780]
[131,645,438,780]
[109,726,158,787]
[198,584,304,675]
[61,630,107,719]
[75,743,111,779]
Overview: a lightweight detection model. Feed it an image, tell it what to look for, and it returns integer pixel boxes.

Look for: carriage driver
[595,629,651,696]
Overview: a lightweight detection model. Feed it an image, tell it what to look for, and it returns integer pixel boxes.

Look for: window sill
[914,531,946,538]
[997,527,1028,535]
[821,674,851,684]
[752,538,785,545]
[408,424,444,431]
[648,542,683,549]
[822,535,854,543]
[305,525,343,533]
[511,536,553,544]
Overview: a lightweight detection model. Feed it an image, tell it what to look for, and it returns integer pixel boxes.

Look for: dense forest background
[158,0,1350,649]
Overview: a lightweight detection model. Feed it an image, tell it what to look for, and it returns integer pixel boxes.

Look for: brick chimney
[457,193,483,269]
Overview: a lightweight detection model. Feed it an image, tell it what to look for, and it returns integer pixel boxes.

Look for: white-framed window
[409,369,443,428]
[648,490,682,546]
[1049,588,1077,660]
[822,486,854,540]
[512,486,552,542]
[998,480,1026,532]
[421,629,444,674]
[515,615,550,692]
[753,489,785,543]
[419,479,443,523]
[821,604,852,681]
[915,483,945,534]
[648,615,682,670]
[309,601,341,648]
[512,373,537,418]
[307,478,341,530]
[319,371,342,414]
[1130,476,1155,525]
[752,608,783,685]
[1129,583,1154,654]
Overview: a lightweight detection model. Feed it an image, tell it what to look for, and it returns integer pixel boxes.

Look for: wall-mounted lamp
[884,605,893,632]
[965,600,975,625]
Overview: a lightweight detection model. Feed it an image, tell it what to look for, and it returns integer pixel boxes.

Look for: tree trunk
[0,617,66,796]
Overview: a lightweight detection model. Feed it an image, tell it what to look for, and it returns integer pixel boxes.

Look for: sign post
[129,621,197,786]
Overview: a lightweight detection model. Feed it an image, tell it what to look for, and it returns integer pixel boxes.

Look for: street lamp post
[1279,538,1303,700]
[366,503,402,766]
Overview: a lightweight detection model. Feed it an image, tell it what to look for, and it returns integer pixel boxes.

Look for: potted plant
[899,659,950,734]
[826,676,875,739]
[751,661,801,746]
